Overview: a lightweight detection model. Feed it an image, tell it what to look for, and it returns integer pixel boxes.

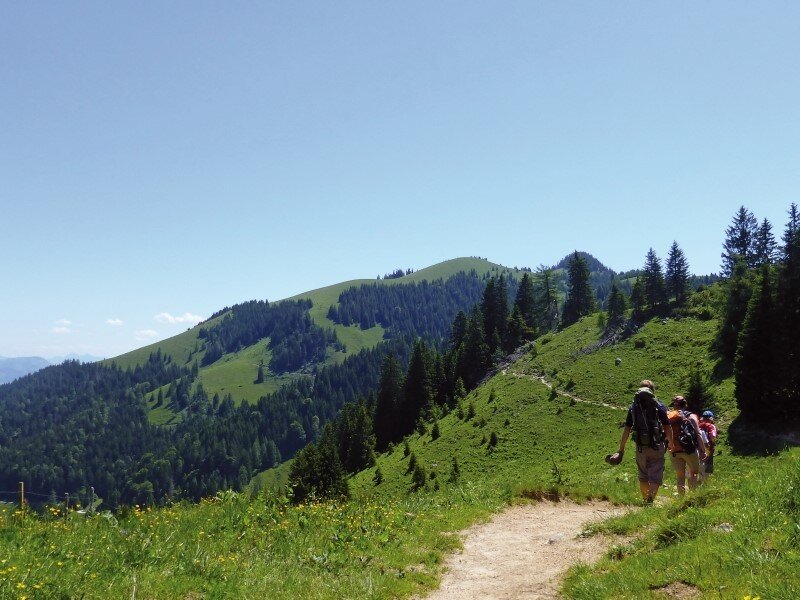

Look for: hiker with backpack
[698,410,718,481]
[607,380,673,504]
[667,396,708,494]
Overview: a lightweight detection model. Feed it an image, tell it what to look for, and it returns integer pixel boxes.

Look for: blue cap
[702,410,714,418]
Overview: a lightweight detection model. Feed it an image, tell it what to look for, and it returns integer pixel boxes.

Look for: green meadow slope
[109,257,516,417]
[2,313,798,598]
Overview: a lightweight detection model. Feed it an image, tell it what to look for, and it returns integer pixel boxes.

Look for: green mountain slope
[109,257,515,417]
[6,312,797,598]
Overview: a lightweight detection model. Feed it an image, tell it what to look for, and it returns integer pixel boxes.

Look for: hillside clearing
[424,500,630,600]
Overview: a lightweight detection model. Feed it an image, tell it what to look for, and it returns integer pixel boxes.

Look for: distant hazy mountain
[48,353,103,365]
[0,356,50,384]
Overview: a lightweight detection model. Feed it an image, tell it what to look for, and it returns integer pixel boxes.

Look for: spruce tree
[715,259,754,362]
[561,252,596,327]
[402,340,434,435]
[449,311,468,349]
[514,272,537,330]
[288,431,349,503]
[505,305,532,350]
[665,241,691,307]
[642,248,668,315]
[373,354,404,450]
[605,283,626,330]
[776,202,800,413]
[735,265,777,421]
[753,218,779,267]
[458,306,490,389]
[481,276,509,355]
[721,205,758,276]
[630,277,646,322]
[534,267,560,332]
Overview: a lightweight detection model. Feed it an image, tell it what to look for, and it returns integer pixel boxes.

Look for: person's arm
[618,425,631,454]
[658,405,674,450]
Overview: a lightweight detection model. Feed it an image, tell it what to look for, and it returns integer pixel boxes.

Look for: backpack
[667,409,697,453]
[631,389,665,450]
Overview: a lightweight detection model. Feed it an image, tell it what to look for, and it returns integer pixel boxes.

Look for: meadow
[3,313,798,598]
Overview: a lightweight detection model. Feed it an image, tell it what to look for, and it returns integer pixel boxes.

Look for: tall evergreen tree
[605,283,627,330]
[775,202,800,411]
[735,265,778,421]
[288,429,349,503]
[753,218,779,267]
[642,248,668,315]
[630,277,646,322]
[505,305,532,351]
[481,276,509,355]
[401,340,434,433]
[534,267,559,332]
[721,205,758,276]
[334,400,376,473]
[458,306,490,389]
[449,311,468,349]
[715,259,754,362]
[561,252,596,327]
[513,272,537,331]
[665,241,691,307]
[373,354,404,450]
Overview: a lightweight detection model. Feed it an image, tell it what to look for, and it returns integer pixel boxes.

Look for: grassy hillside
[112,257,512,421]
[5,312,797,598]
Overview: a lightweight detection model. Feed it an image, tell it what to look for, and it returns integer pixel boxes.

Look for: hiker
[609,380,673,504]
[699,410,718,481]
[667,396,707,494]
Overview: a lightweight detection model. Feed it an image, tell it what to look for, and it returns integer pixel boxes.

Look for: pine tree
[721,205,758,276]
[630,277,646,322]
[753,218,778,267]
[775,202,800,413]
[605,283,626,330]
[534,267,560,332]
[561,252,596,327]
[402,340,433,435]
[505,305,533,351]
[373,354,404,450]
[715,259,754,362]
[458,306,490,389]
[481,276,509,356]
[449,311,468,349]
[642,248,668,315]
[735,265,778,421]
[288,431,349,503]
[665,241,691,307]
[513,272,536,330]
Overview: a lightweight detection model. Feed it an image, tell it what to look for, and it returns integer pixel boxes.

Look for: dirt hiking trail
[424,500,628,600]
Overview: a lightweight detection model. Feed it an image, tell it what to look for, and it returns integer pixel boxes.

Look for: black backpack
[631,390,665,450]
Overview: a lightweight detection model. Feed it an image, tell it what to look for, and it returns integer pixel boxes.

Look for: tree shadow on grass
[727,414,800,457]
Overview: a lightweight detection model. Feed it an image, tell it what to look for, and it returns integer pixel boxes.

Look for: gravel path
[423,500,627,600]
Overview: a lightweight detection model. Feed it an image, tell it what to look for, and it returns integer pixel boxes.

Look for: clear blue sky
[2,2,798,359]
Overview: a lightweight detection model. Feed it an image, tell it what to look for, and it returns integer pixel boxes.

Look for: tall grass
[4,314,798,598]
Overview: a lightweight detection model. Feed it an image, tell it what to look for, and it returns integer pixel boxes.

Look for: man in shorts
[613,380,673,504]
[667,396,707,494]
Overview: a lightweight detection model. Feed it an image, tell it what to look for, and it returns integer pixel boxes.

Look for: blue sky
[2,2,798,359]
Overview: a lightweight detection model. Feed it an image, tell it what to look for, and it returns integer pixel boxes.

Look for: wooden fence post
[18,481,24,511]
